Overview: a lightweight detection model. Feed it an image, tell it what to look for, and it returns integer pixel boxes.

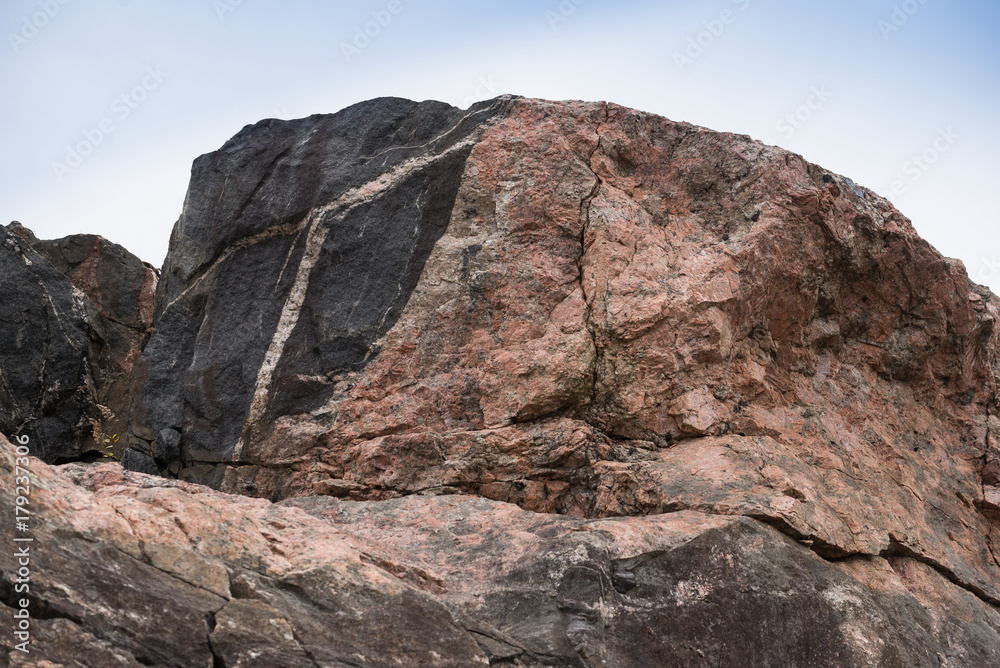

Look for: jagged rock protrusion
[0,223,156,462]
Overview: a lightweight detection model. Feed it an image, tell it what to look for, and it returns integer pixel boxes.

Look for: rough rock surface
[126,96,1000,622]
[3,435,1000,666]
[129,97,506,471]
[5,95,1000,664]
[0,223,155,462]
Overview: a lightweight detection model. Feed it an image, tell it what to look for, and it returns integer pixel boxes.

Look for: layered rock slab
[0,435,484,667]
[0,223,155,462]
[4,436,1000,667]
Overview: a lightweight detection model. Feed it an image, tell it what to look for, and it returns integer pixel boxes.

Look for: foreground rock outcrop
[3,95,1000,664]
[3,434,1000,666]
[0,223,155,462]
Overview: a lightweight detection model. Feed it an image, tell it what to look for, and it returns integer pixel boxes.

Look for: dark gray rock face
[0,223,156,462]
[130,96,510,469]
[0,226,94,462]
[31,231,156,333]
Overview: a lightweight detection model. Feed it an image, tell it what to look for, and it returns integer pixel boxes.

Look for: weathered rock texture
[4,95,1000,664]
[0,223,155,462]
[125,97,1000,615]
[3,435,1000,666]
[129,97,505,473]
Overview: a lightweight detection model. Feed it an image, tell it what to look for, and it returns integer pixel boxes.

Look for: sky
[3,0,999,291]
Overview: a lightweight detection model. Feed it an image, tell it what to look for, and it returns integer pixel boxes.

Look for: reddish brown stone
[7,96,1000,664]
[182,100,1000,614]
[5,435,1000,665]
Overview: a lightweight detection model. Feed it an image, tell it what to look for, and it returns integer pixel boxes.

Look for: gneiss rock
[128,97,509,472]
[0,224,91,462]
[3,435,1000,666]
[0,223,155,462]
[30,229,157,455]
[293,494,1000,667]
[128,97,1000,623]
[0,223,156,463]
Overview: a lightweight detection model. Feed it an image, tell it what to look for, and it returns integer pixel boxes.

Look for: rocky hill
[2,96,999,666]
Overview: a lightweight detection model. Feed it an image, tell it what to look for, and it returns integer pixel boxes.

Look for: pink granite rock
[4,95,1000,664]
[4,435,1000,665]
[157,99,1000,619]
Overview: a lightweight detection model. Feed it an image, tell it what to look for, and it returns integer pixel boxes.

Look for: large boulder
[0,94,962,663]
[126,97,1000,619]
[0,223,155,462]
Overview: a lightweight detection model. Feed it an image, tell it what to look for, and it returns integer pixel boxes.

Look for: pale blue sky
[3,0,999,289]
